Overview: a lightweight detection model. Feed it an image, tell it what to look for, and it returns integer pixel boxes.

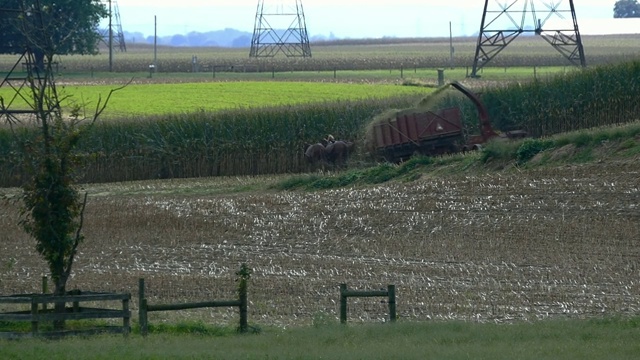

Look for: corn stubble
[1,158,638,327]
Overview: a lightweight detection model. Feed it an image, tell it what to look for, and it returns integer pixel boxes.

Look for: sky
[107,0,635,38]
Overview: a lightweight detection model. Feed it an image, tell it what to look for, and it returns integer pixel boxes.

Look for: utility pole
[153,16,157,72]
[108,0,113,72]
[449,21,454,69]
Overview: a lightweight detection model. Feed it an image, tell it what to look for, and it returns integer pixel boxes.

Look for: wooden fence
[340,283,396,324]
[138,278,248,336]
[0,291,131,339]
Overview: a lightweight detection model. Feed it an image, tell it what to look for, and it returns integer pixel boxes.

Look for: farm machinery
[371,81,526,163]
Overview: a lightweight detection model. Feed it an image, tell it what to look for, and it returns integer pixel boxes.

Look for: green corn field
[482,61,640,137]
[0,95,423,186]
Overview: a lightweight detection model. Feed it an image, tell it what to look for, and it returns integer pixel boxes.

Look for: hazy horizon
[107,0,631,39]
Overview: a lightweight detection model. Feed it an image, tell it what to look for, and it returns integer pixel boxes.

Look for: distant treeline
[121,28,339,48]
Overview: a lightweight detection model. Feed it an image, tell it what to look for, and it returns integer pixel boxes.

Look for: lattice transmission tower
[250,0,312,58]
[471,0,586,77]
[0,4,51,127]
[101,0,126,52]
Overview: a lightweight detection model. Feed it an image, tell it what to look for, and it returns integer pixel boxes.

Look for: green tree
[0,0,107,68]
[1,1,120,330]
[614,0,640,18]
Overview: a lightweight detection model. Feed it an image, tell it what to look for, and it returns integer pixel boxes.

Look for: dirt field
[1,158,639,328]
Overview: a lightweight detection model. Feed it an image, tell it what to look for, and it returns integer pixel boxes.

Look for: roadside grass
[1,317,639,359]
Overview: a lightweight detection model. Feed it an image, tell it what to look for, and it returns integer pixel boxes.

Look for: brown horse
[304,143,327,166]
[325,140,355,167]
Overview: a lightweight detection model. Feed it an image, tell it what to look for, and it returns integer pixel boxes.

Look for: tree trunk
[53,263,68,331]
[32,48,46,73]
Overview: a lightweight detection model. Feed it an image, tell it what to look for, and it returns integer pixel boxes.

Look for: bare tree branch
[92,77,133,123]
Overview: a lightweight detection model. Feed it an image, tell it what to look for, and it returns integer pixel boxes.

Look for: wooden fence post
[141,298,148,336]
[237,263,251,333]
[139,278,147,336]
[388,285,396,322]
[31,299,38,336]
[340,283,395,324]
[239,282,248,333]
[42,275,48,311]
[139,266,250,336]
[339,283,347,324]
[123,296,130,336]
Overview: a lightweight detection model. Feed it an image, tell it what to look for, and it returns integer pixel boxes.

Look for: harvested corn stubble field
[1,158,639,328]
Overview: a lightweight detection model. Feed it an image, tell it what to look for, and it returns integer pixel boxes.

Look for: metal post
[449,21,454,69]
[471,0,490,77]
[108,0,113,72]
[153,16,157,72]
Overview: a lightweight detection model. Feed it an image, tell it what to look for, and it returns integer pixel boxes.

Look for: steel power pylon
[250,0,312,58]
[471,0,586,77]
[0,5,52,127]
[102,0,126,52]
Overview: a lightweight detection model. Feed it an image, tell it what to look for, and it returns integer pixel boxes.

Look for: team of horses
[304,136,355,169]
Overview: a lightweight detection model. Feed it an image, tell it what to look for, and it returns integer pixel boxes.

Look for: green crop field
[0,81,435,118]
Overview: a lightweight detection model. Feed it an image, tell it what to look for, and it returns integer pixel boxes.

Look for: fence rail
[138,278,248,336]
[340,283,396,324]
[0,292,131,339]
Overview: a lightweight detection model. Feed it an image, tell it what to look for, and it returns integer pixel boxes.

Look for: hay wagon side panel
[372,108,465,162]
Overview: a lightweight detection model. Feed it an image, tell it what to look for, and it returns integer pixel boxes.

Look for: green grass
[1,318,639,359]
[480,120,640,165]
[274,156,434,190]
[274,121,640,191]
[49,65,572,83]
